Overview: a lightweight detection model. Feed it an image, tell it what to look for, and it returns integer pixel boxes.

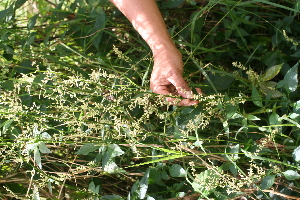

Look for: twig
[262,190,300,200]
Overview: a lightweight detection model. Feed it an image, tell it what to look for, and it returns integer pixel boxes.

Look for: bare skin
[110,0,199,106]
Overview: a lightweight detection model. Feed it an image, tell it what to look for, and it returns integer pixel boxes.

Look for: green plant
[0,0,299,199]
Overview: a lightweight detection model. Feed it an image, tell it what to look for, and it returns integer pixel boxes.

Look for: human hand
[150,50,200,106]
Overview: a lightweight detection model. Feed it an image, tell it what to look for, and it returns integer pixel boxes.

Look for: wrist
[152,47,183,71]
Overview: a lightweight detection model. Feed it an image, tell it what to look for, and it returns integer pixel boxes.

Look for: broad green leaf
[139,168,150,199]
[25,143,38,153]
[103,159,118,173]
[88,181,96,193]
[292,145,300,162]
[33,185,40,200]
[88,0,100,6]
[28,14,38,31]
[283,170,300,180]
[146,196,155,200]
[0,6,13,22]
[75,143,99,155]
[290,113,299,119]
[260,175,275,190]
[38,142,52,153]
[269,112,280,125]
[164,0,185,8]
[89,181,100,194]
[277,62,299,92]
[107,144,124,157]
[193,167,221,196]
[0,9,9,22]
[1,118,14,135]
[247,114,260,120]
[24,32,37,48]
[229,163,238,177]
[293,100,300,112]
[259,64,282,82]
[41,132,52,140]
[34,148,42,169]
[48,179,54,194]
[230,144,240,161]
[252,85,263,107]
[15,0,28,9]
[259,81,283,98]
[92,11,107,50]
[169,164,186,177]
[100,194,122,200]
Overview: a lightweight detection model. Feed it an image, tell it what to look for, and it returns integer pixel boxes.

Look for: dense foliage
[0,0,300,199]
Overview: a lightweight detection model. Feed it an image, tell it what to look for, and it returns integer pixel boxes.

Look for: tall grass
[0,0,300,199]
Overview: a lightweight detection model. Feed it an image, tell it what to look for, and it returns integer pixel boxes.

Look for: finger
[166,97,198,106]
[177,99,198,106]
[168,76,194,99]
[195,88,204,95]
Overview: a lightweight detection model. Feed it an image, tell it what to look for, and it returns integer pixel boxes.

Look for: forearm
[109,0,179,57]
[110,0,199,106]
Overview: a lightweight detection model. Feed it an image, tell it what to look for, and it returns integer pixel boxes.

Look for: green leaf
[259,81,283,98]
[169,164,186,177]
[252,85,263,107]
[15,0,28,9]
[0,9,9,21]
[100,194,122,200]
[247,114,260,121]
[89,181,100,194]
[283,170,300,180]
[138,168,150,199]
[292,145,300,162]
[75,143,99,155]
[92,11,106,50]
[293,100,300,112]
[24,32,37,48]
[34,148,42,169]
[259,64,282,82]
[28,14,38,31]
[269,112,280,125]
[0,118,14,135]
[229,144,240,161]
[107,144,124,157]
[38,142,52,153]
[164,0,185,8]
[290,113,299,119]
[193,167,221,196]
[40,132,52,140]
[0,6,13,22]
[277,62,299,92]
[103,159,118,173]
[260,175,275,190]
